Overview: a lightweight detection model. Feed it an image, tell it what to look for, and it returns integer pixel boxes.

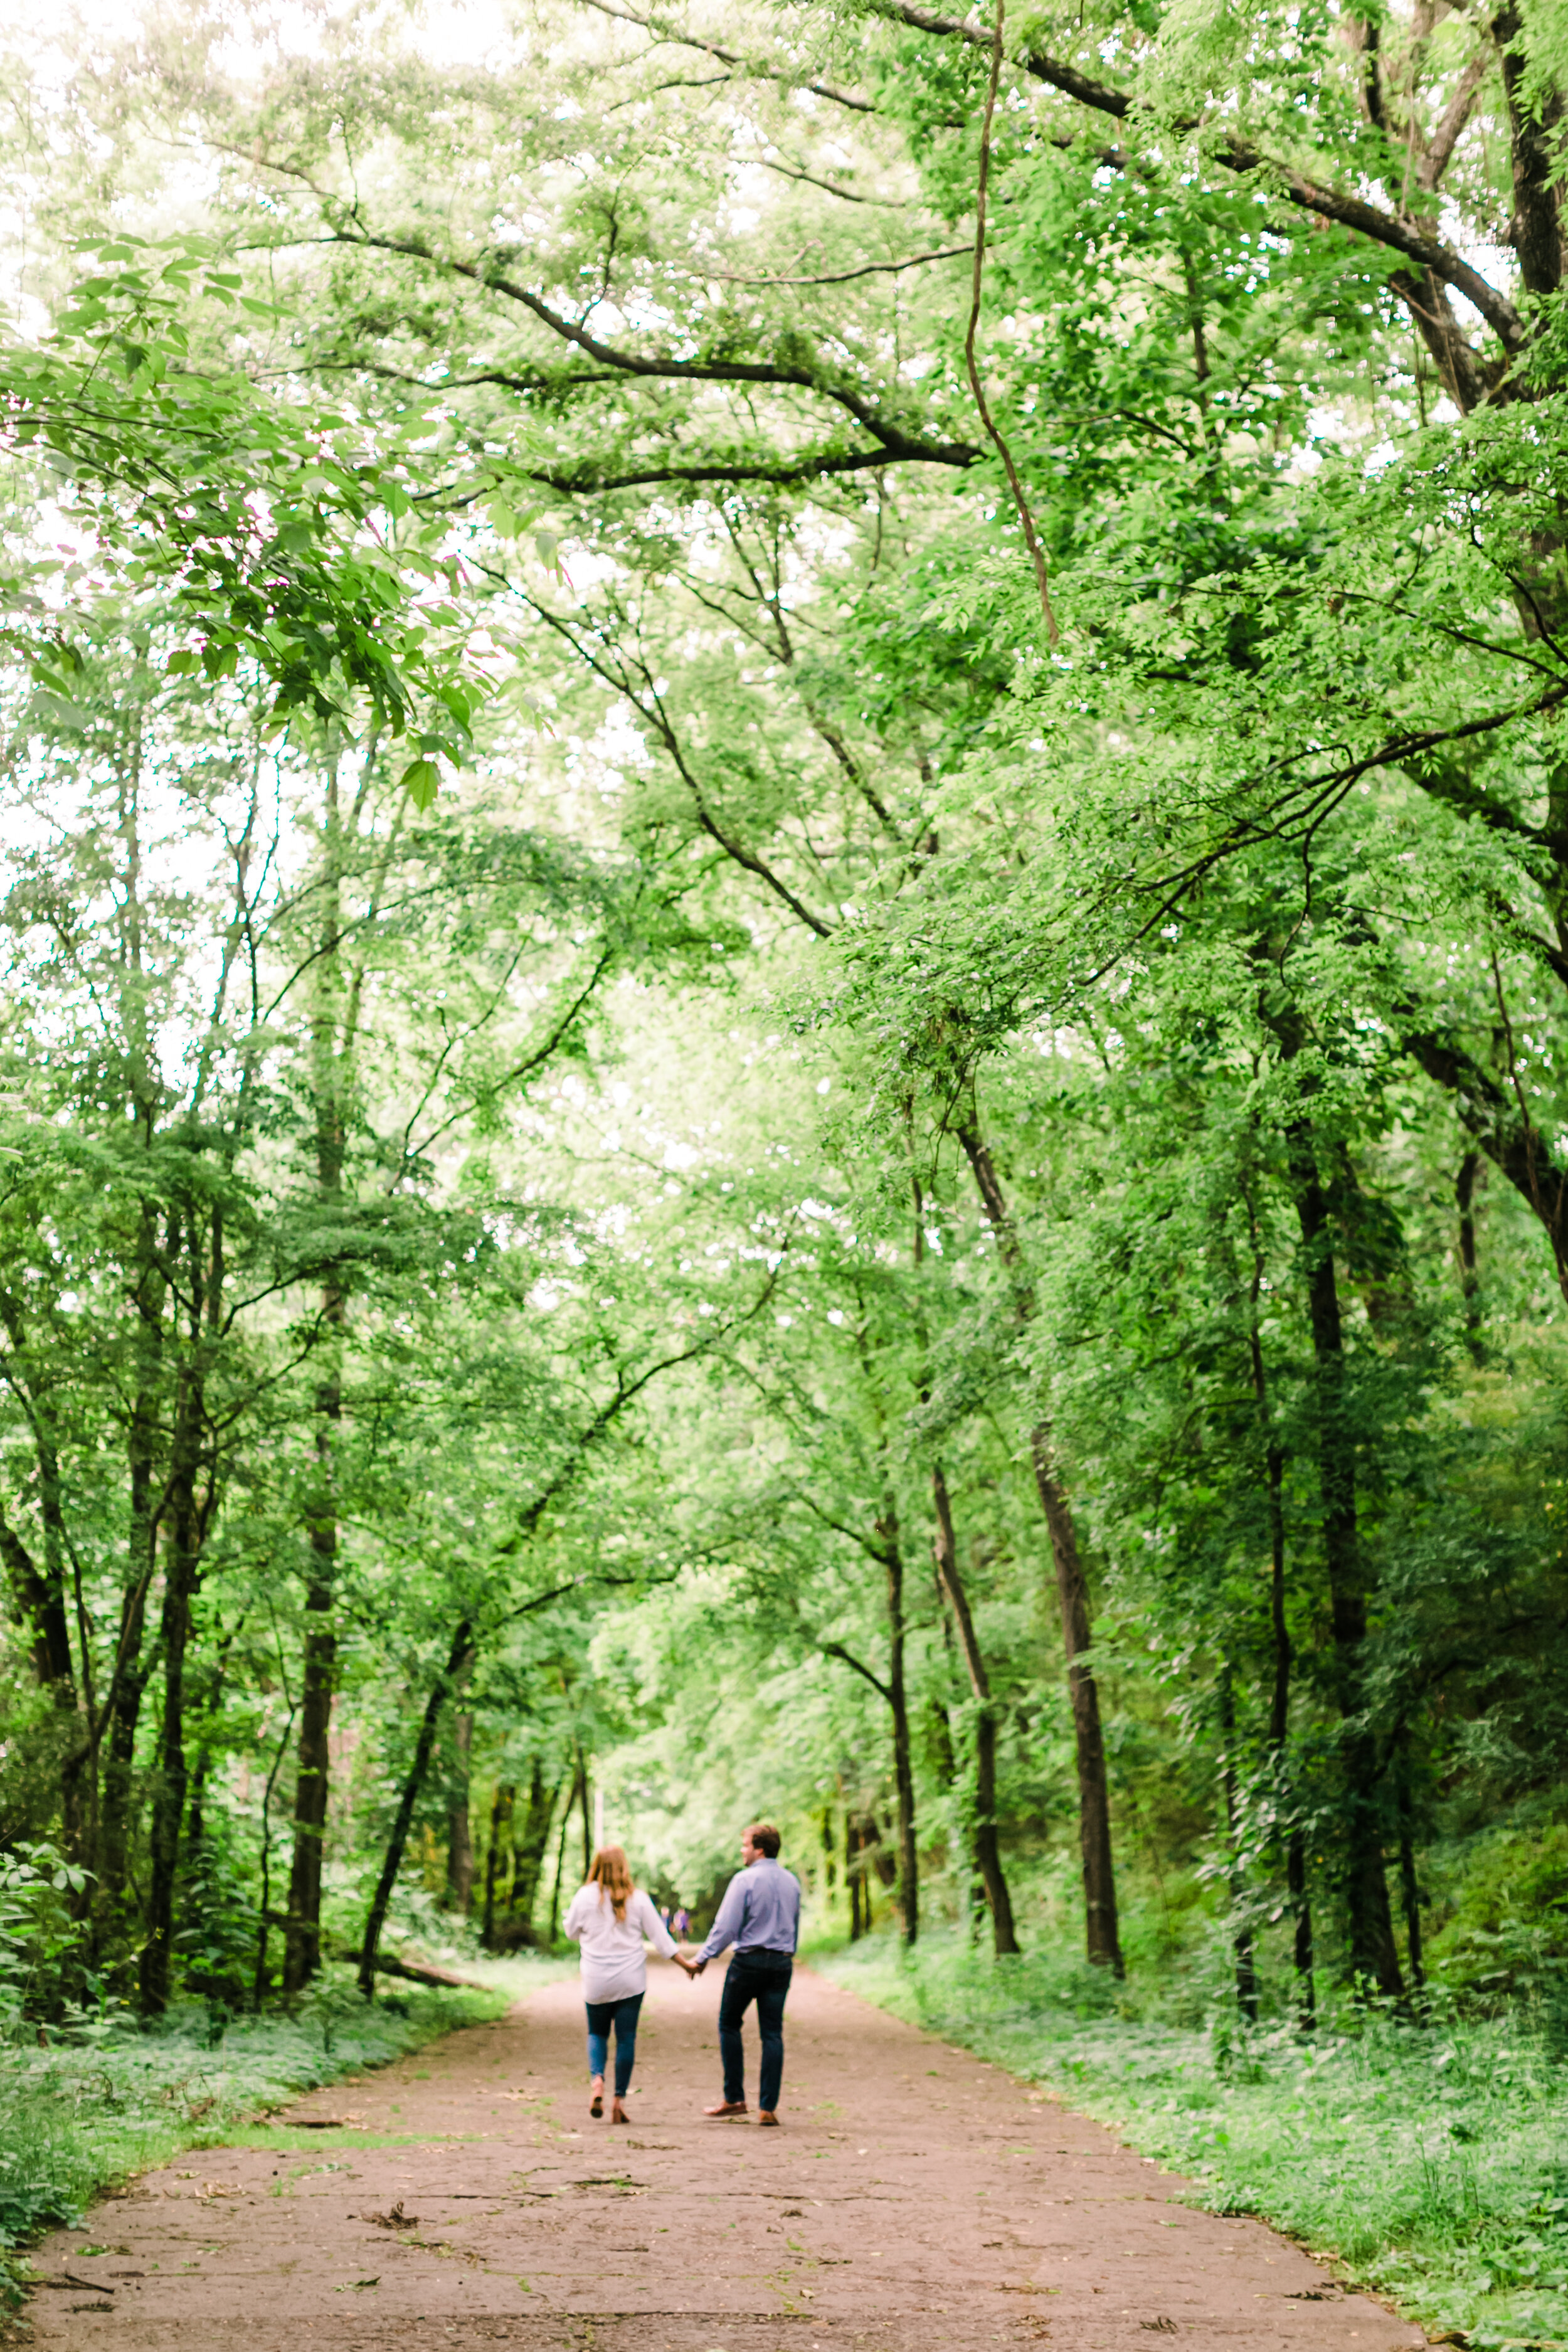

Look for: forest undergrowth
[817,1936,1568,2352]
[0,1965,544,2313]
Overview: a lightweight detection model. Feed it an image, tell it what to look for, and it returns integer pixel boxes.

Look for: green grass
[815,1933,1568,2352]
[0,1962,553,2303]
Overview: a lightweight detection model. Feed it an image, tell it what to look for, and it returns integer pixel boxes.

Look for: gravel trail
[23,1959,1426,2351]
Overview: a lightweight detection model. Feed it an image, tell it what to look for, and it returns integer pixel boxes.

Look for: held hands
[672,1949,704,1980]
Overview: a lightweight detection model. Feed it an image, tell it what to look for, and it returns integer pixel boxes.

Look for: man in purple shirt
[677,1822,800,2126]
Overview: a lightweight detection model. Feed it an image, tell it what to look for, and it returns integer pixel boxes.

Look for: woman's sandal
[611,2100,628,2125]
[590,2088,604,2119]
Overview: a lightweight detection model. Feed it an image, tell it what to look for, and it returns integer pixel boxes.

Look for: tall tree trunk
[96,1297,163,1951]
[931,1463,1019,1956]
[955,1116,1121,1973]
[446,1708,475,1915]
[0,1326,83,1859]
[549,1759,582,1942]
[358,1619,475,1997]
[1456,1149,1483,1359]
[883,1517,919,1946]
[1217,1666,1259,2023]
[509,1761,558,1937]
[1290,1133,1403,1998]
[931,1582,985,1924]
[1397,1762,1426,2003]
[1249,1210,1315,2023]
[253,1695,297,2010]
[96,1606,153,1955]
[139,1369,202,2015]
[287,748,352,1993]
[1029,1431,1123,1975]
[283,1515,336,1994]
[849,1310,920,1946]
[847,1814,864,1940]
[0,1506,73,1695]
[481,1780,514,1947]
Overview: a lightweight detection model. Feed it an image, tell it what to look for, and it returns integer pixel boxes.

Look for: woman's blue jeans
[585,1990,644,2097]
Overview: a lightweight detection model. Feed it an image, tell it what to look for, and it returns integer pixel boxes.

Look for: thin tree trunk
[1289,1833,1316,2020]
[1217,1666,1259,2023]
[1456,1149,1483,1359]
[447,1709,475,1915]
[1398,1764,1426,2003]
[955,1116,1120,1972]
[1290,1134,1403,1997]
[828,1495,924,1947]
[847,1815,864,1941]
[1248,1207,1314,2024]
[253,1697,297,2011]
[549,1760,581,1942]
[931,1463,1019,1956]
[848,1306,920,1946]
[95,1604,153,1951]
[287,747,351,1993]
[884,1527,919,1946]
[139,1365,203,2015]
[481,1780,514,1947]
[932,1578,984,1926]
[358,1620,475,1998]
[283,1535,336,1993]
[509,1761,558,1937]
[1029,1430,1123,1974]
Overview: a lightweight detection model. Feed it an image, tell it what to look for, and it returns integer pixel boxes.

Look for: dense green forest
[4,0,1568,2334]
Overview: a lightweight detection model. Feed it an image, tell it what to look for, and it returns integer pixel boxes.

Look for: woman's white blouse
[562,1883,679,2002]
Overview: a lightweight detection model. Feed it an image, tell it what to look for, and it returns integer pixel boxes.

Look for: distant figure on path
[671,1904,691,1937]
[563,1845,681,2124]
[676,1822,800,2126]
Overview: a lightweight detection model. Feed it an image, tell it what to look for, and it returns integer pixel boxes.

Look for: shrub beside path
[20,1963,1425,2350]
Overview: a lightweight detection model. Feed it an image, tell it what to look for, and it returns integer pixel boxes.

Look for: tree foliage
[0,0,1567,2094]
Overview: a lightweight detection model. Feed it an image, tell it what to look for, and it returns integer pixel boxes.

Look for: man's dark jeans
[718,1951,793,2112]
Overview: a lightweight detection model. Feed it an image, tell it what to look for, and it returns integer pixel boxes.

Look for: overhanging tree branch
[322,229,978,470]
[819,1638,893,1703]
[861,0,1525,351]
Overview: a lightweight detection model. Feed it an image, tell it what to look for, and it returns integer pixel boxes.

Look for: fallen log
[320,1939,490,1993]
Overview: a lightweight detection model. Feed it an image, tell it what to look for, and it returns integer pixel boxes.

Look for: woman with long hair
[562,1845,681,2122]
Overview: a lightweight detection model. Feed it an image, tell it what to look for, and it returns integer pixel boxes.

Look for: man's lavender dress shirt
[696,1857,802,1963]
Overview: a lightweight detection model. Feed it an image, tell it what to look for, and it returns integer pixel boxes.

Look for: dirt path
[24,1961,1426,2351]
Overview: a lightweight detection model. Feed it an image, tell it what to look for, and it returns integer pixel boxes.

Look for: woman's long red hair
[588,1845,634,1922]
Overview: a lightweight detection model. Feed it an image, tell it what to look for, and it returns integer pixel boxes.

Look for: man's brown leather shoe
[703,2099,748,2117]
[758,2111,780,2127]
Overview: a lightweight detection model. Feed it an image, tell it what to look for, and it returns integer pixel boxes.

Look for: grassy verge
[813,1934,1568,2352]
[0,1956,569,2312]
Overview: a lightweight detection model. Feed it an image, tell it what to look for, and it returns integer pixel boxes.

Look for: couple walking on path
[562,1821,800,2126]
